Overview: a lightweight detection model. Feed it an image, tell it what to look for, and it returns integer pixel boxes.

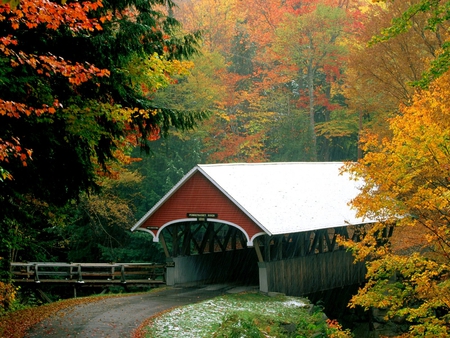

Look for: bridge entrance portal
[159,221,259,286]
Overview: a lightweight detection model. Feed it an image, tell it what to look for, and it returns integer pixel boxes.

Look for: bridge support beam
[165,258,175,286]
[258,262,268,293]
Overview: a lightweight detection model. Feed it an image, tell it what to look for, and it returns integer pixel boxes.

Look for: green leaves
[369,0,450,88]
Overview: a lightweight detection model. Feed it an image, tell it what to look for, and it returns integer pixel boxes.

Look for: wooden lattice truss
[159,222,393,262]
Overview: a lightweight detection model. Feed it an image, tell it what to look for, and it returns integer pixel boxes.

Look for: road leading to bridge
[26,284,249,338]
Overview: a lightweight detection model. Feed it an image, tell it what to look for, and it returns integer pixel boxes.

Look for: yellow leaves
[0,282,16,315]
[0,0,20,9]
[346,71,450,235]
[126,53,194,96]
[343,69,450,336]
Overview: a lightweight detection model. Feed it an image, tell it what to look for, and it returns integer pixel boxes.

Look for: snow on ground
[148,294,309,338]
[283,299,307,307]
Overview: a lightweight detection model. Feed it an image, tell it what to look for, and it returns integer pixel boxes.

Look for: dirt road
[26,284,238,337]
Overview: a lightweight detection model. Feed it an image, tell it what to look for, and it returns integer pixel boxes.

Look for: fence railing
[10,262,165,285]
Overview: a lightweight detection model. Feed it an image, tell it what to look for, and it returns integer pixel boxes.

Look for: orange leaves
[0,137,32,171]
[13,53,111,86]
[0,97,56,176]
[0,99,60,118]
[0,0,111,126]
[0,38,111,85]
[2,0,108,33]
[0,35,17,58]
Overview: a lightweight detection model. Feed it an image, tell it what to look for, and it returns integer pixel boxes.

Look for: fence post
[34,264,40,283]
[77,264,83,283]
[120,265,126,283]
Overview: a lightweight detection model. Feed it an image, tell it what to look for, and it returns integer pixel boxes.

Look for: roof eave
[267,220,376,236]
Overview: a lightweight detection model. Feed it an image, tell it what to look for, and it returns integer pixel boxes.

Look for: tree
[266,108,317,162]
[174,0,239,53]
[343,70,450,336]
[0,0,204,276]
[273,3,350,160]
[130,132,207,219]
[56,172,166,263]
[170,0,364,163]
[344,0,449,153]
[371,0,450,88]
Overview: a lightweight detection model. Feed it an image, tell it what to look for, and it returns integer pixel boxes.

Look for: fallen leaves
[0,294,124,338]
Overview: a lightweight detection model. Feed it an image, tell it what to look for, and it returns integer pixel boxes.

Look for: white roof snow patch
[197,162,372,235]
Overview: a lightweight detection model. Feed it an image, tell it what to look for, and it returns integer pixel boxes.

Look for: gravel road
[25,284,241,337]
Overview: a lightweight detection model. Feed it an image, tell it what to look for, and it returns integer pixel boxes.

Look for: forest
[1,0,450,335]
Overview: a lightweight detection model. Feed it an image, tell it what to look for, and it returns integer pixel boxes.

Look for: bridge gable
[134,170,265,243]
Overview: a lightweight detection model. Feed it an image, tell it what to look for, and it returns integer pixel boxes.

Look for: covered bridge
[131,162,374,296]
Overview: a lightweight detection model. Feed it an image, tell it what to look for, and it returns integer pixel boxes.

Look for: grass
[138,292,346,338]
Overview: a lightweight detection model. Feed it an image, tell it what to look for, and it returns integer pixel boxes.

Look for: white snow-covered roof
[196,162,372,235]
[132,162,373,236]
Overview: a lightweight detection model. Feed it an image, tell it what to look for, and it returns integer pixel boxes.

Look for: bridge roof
[132,162,374,238]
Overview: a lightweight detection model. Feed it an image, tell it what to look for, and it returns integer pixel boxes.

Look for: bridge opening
[160,221,259,286]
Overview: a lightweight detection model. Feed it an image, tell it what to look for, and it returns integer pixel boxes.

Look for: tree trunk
[358,110,363,160]
[307,61,317,161]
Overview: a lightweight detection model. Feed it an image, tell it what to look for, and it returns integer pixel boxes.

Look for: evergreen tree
[0,0,204,271]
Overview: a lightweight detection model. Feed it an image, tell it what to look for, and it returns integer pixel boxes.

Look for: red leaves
[0,0,113,180]
[0,98,59,174]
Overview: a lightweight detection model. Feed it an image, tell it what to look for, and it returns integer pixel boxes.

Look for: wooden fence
[10,262,165,285]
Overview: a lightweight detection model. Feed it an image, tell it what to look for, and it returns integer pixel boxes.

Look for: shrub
[0,282,17,315]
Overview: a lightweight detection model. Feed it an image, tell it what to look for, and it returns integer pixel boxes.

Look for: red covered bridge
[131,162,375,296]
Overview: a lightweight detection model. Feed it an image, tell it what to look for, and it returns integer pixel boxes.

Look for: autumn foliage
[0,282,16,315]
[168,0,365,163]
[0,0,108,180]
[0,0,203,288]
[343,69,450,336]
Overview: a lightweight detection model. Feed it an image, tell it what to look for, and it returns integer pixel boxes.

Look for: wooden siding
[140,171,263,239]
[265,250,366,296]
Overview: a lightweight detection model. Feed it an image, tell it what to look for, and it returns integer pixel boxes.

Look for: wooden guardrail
[10,262,165,285]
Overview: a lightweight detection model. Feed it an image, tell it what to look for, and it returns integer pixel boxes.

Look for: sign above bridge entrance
[187,213,218,221]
